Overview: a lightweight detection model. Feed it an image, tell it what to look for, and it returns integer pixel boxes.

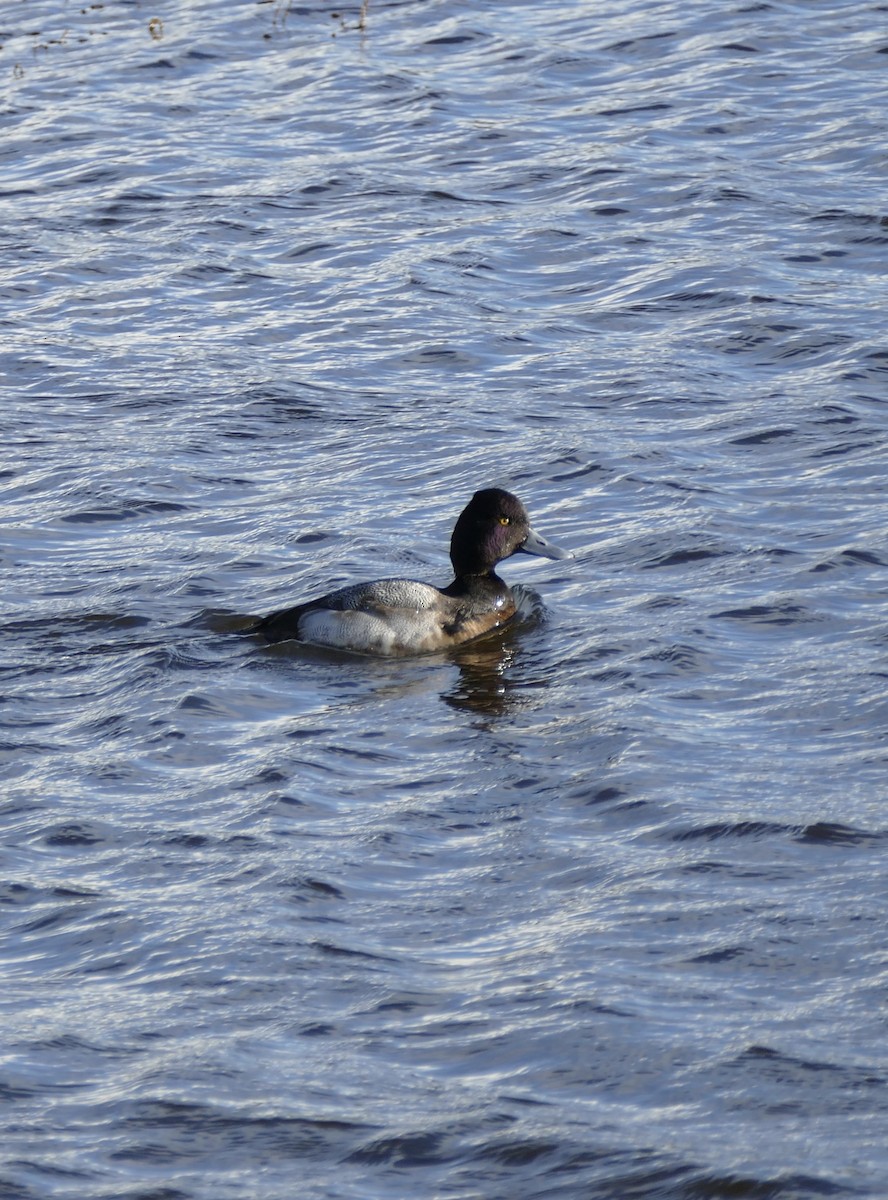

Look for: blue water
[2,1,888,1197]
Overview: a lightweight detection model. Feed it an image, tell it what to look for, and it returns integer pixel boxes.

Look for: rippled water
[3,1,888,1197]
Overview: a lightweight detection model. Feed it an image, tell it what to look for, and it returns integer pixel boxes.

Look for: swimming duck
[257,487,570,656]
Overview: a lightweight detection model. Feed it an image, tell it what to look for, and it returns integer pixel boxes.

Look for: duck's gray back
[324,579,444,611]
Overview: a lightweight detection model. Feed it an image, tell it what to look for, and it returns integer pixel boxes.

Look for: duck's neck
[442,570,508,600]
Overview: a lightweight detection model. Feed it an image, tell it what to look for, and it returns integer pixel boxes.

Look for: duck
[257,487,570,656]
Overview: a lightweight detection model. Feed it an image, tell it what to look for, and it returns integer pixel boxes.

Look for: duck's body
[259,574,517,656]
[257,488,569,656]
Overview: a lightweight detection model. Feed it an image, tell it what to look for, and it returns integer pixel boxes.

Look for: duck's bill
[520,526,572,561]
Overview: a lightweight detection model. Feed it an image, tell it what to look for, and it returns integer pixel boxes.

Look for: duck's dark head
[449,488,570,577]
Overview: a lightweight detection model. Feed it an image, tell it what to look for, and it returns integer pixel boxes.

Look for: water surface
[2,1,888,1197]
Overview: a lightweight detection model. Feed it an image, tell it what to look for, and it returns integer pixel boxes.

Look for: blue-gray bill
[520,527,571,560]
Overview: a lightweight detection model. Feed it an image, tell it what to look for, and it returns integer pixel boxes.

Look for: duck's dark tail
[251,604,310,644]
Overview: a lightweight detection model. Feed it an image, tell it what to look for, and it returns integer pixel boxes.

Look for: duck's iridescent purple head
[449,488,570,577]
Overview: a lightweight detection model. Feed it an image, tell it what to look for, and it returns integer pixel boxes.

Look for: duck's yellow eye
[499,516,511,526]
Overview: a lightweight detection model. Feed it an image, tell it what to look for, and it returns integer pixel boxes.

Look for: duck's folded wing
[336,579,443,610]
